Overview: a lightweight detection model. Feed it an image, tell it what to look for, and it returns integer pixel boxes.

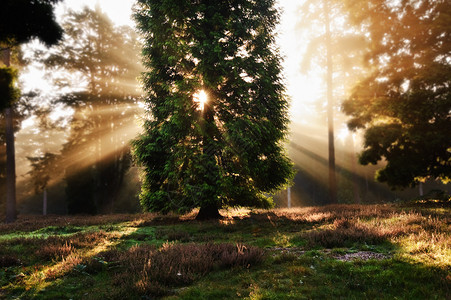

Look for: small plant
[301,219,388,248]
[113,242,264,297]
[84,257,108,274]
[0,205,449,299]
[36,241,74,260]
[44,254,83,280]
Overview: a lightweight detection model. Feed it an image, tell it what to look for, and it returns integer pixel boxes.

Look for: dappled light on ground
[0,204,449,298]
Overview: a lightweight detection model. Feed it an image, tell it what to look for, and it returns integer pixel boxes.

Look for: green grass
[0,204,449,299]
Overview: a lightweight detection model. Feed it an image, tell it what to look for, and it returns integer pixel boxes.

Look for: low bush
[113,242,264,297]
[35,241,74,260]
[44,254,83,280]
[301,218,391,248]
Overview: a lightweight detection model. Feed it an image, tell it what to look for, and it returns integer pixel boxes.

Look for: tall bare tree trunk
[43,188,47,216]
[349,135,361,204]
[324,0,337,204]
[287,186,291,208]
[3,48,17,223]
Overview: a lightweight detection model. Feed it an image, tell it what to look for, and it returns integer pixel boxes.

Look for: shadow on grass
[1,205,449,299]
[176,253,450,300]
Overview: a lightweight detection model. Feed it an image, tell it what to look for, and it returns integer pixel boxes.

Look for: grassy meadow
[0,204,450,299]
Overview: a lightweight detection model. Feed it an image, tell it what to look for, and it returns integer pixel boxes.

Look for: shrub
[35,241,74,260]
[302,219,389,248]
[113,243,264,297]
[84,257,108,274]
[97,248,122,263]
[44,254,83,280]
[69,231,109,248]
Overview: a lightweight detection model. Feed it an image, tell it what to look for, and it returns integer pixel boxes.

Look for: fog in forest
[1,0,449,216]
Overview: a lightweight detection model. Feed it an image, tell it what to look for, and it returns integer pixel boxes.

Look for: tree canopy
[296,0,368,204]
[36,7,143,214]
[133,0,293,218]
[1,0,62,223]
[0,67,19,110]
[0,0,62,48]
[342,0,451,187]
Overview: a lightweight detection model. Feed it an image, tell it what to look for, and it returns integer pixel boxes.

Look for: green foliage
[1,206,449,299]
[133,0,294,215]
[1,0,63,223]
[0,67,19,110]
[0,0,62,47]
[37,7,143,214]
[342,0,451,188]
[27,153,58,194]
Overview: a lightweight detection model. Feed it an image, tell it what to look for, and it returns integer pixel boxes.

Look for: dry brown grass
[282,206,451,265]
[108,242,264,297]
[301,218,401,248]
[0,213,163,233]
[44,253,83,280]
[1,204,449,299]
[35,241,75,260]
[251,205,398,223]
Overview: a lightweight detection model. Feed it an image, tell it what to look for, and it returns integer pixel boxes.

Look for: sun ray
[193,90,208,111]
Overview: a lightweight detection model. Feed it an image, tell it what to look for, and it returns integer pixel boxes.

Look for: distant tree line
[29,7,143,214]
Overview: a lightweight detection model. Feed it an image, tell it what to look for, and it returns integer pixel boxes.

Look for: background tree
[1,0,62,223]
[296,0,367,204]
[0,89,35,217]
[0,114,7,215]
[38,6,143,213]
[24,104,65,215]
[133,0,293,219]
[27,153,58,215]
[342,0,451,187]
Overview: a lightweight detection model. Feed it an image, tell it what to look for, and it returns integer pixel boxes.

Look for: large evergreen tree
[342,0,451,188]
[133,0,293,219]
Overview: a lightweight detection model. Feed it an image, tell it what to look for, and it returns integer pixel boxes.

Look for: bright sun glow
[193,90,208,111]
[337,125,350,144]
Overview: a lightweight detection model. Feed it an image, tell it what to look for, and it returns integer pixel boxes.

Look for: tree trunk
[5,106,16,223]
[196,89,221,221]
[196,205,222,220]
[3,48,16,223]
[350,135,361,204]
[287,186,291,208]
[324,0,337,204]
[43,188,47,216]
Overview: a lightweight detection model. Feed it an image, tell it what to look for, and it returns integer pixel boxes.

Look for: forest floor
[0,203,450,299]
